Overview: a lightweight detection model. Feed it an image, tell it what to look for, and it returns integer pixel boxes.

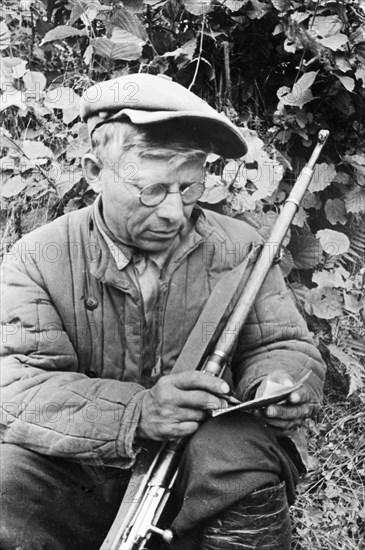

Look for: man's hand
[253,369,319,433]
[136,371,230,440]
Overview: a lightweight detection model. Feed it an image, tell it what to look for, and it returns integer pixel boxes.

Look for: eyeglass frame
[122,179,206,207]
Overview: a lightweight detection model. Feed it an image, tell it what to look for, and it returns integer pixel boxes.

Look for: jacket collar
[88,197,212,287]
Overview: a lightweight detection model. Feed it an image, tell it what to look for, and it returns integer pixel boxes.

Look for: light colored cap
[80,74,247,158]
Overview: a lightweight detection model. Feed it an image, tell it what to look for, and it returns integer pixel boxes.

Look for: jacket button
[85,297,98,310]
[86,369,98,378]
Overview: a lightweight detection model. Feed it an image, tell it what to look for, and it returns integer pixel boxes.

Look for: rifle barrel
[203,129,329,376]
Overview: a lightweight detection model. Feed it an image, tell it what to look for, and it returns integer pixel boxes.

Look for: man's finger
[265,403,310,420]
[175,389,227,411]
[171,371,230,395]
[169,421,202,438]
[287,385,312,404]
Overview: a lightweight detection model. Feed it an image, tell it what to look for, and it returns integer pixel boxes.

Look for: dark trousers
[0,413,300,550]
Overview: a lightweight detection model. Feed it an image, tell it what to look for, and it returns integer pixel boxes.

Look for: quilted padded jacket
[0,203,326,468]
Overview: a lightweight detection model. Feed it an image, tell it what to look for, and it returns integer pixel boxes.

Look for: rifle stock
[100,129,329,550]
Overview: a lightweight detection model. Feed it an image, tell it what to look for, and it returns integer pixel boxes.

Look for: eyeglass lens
[140,182,205,206]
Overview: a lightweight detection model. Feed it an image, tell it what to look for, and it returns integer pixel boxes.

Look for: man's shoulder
[200,208,262,248]
[5,206,94,269]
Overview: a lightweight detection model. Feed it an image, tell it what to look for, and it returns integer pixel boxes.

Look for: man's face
[97,150,206,252]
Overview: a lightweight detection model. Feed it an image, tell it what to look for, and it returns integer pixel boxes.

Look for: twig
[188,13,206,90]
[2,133,57,190]
[223,41,231,102]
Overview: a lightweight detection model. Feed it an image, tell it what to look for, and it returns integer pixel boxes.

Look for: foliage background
[1,0,364,547]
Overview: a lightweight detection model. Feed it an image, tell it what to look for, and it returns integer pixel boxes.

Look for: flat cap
[80,74,247,158]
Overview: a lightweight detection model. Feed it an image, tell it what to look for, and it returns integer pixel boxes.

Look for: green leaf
[23,71,47,94]
[123,0,144,13]
[319,34,348,51]
[0,57,15,89]
[305,287,343,319]
[289,232,322,269]
[66,124,90,160]
[91,37,113,58]
[246,0,269,19]
[277,71,317,108]
[344,293,365,315]
[69,0,89,25]
[312,266,351,289]
[200,174,227,204]
[44,87,81,111]
[1,174,28,198]
[63,107,80,124]
[335,74,355,91]
[110,28,144,59]
[343,154,365,175]
[301,190,321,209]
[0,128,15,150]
[20,205,49,232]
[308,163,336,193]
[143,0,168,6]
[80,2,102,26]
[40,26,88,46]
[310,15,342,38]
[12,60,28,79]
[345,187,365,213]
[228,189,256,213]
[335,55,352,73]
[21,141,54,160]
[91,31,143,61]
[292,206,307,227]
[279,248,294,277]
[271,0,291,12]
[55,170,83,197]
[183,0,215,15]
[328,344,364,396]
[217,0,248,11]
[316,229,350,256]
[0,155,16,172]
[324,198,347,225]
[247,151,284,201]
[109,7,148,41]
[355,65,365,87]
[334,171,352,185]
[239,128,264,163]
[0,86,27,112]
[223,160,244,186]
[350,26,365,46]
[0,21,11,51]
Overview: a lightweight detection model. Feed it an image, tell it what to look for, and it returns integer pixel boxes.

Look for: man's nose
[157,188,185,224]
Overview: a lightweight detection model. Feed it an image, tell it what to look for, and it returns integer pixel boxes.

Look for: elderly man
[1,74,325,550]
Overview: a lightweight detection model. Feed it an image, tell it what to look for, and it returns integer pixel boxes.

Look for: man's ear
[82,153,103,193]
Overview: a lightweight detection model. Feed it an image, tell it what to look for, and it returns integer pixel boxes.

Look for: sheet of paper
[212,371,312,417]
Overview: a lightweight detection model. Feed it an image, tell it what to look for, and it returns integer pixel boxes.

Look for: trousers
[0,413,300,550]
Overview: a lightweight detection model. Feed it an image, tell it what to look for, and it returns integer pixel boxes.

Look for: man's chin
[137,240,173,252]
[136,230,180,251]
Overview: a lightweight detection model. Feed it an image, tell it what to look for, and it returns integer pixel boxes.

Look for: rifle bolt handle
[149,525,174,544]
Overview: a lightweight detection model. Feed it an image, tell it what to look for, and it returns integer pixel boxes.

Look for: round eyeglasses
[123,181,206,207]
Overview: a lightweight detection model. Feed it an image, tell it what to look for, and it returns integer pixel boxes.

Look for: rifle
[100,129,329,550]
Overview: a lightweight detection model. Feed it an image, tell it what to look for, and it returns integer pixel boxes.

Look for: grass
[291,390,365,549]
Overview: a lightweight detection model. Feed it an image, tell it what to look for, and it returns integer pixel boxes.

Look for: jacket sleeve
[0,248,146,468]
[232,264,326,402]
